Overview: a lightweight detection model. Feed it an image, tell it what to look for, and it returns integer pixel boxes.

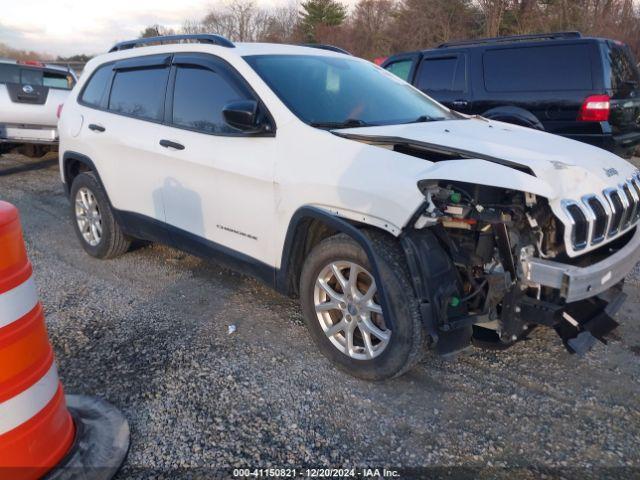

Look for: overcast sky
[1,0,315,57]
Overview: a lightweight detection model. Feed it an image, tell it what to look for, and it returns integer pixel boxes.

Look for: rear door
[413,53,471,112]
[603,41,640,136]
[76,55,172,223]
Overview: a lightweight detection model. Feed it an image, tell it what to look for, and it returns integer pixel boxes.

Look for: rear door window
[171,65,250,134]
[108,67,169,121]
[385,60,413,82]
[416,56,465,93]
[483,44,593,92]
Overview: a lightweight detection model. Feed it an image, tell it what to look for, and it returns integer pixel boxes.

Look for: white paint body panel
[59,43,640,268]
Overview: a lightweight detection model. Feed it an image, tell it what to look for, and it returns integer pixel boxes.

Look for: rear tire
[299,231,425,380]
[69,172,131,259]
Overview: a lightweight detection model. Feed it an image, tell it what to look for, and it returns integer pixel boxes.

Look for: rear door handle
[159,139,185,150]
[88,124,105,132]
[452,100,468,108]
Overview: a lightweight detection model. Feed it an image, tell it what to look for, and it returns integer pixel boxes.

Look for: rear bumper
[565,131,640,155]
[0,124,58,145]
[521,227,640,302]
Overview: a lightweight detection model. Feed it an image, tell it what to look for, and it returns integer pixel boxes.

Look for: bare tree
[477,0,509,36]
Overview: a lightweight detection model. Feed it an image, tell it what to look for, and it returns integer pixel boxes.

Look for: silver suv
[0,59,77,156]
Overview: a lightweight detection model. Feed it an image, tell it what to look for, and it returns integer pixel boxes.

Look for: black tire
[69,172,131,259]
[299,231,425,380]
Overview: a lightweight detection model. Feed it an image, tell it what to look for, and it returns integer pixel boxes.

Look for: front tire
[299,232,425,380]
[69,172,131,259]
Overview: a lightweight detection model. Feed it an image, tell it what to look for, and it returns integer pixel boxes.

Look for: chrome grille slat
[564,173,640,252]
[624,180,639,226]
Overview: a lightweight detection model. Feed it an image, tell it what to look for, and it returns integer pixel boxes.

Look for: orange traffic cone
[0,201,129,480]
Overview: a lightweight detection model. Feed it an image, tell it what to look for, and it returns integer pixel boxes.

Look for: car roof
[384,32,609,62]
[83,41,355,76]
[0,58,72,73]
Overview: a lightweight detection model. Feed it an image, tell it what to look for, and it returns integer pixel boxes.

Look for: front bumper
[521,227,640,302]
[0,124,58,144]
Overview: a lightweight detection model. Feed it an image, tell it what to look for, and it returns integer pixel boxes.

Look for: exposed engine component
[407,180,624,355]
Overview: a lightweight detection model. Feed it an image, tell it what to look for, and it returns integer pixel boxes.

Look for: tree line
[144,0,640,61]
[3,0,639,62]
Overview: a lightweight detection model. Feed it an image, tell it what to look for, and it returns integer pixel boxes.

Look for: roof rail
[301,44,352,55]
[438,31,581,48]
[109,34,235,53]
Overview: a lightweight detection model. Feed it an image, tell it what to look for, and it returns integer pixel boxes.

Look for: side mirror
[223,100,262,132]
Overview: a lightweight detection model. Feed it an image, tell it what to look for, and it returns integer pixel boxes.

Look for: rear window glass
[0,65,74,89]
[483,44,593,92]
[607,44,640,92]
[108,67,169,121]
[416,56,465,92]
[385,60,412,81]
[43,71,73,89]
[81,65,113,107]
[0,64,19,84]
[21,68,42,86]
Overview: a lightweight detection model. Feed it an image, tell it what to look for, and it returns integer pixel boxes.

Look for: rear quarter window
[606,43,640,92]
[80,64,113,107]
[483,44,593,92]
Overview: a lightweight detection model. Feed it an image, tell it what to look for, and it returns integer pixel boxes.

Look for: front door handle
[88,123,105,132]
[159,139,185,150]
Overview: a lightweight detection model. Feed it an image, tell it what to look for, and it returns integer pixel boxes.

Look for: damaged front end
[402,180,638,356]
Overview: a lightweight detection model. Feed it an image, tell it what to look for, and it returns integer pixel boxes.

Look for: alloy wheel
[313,261,391,360]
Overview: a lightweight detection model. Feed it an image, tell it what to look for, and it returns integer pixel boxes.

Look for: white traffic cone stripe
[0,361,59,435]
[0,276,38,329]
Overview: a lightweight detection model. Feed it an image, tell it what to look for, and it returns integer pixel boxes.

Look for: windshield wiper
[310,118,372,129]
[405,115,446,124]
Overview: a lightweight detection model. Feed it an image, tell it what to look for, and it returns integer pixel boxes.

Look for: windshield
[244,54,456,128]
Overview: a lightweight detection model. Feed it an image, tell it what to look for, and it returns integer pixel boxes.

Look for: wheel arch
[62,151,102,196]
[481,106,544,130]
[277,206,397,329]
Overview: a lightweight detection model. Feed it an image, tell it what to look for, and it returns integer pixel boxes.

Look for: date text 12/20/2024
[233,468,401,478]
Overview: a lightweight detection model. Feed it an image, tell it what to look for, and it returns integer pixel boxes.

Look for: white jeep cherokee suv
[59,35,640,379]
[0,59,77,156]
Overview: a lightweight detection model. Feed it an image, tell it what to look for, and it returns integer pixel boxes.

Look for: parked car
[382,32,640,158]
[59,34,640,379]
[0,59,77,156]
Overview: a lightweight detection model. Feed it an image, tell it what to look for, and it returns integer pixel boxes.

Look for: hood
[335,118,638,199]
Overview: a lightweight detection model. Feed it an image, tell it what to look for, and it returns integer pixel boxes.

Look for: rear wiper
[310,118,372,129]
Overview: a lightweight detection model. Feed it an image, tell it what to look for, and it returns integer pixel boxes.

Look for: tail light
[56,104,63,119]
[373,57,388,66]
[17,60,45,67]
[577,94,610,122]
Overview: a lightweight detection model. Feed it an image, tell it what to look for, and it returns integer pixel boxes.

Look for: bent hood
[335,118,638,200]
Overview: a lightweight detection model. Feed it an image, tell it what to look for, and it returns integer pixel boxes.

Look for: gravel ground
[1,153,639,479]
